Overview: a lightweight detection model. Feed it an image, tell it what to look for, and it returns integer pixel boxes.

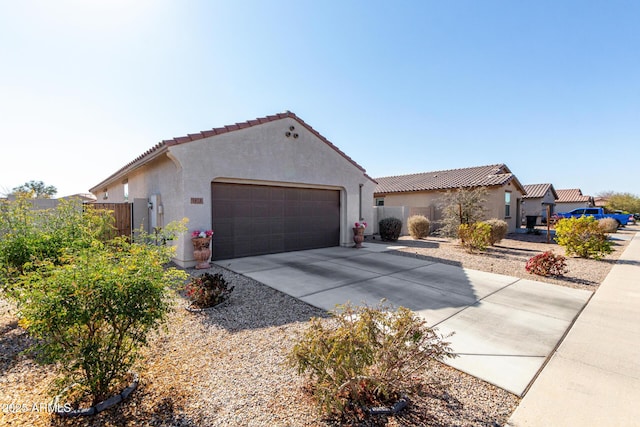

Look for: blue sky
[1,0,638,197]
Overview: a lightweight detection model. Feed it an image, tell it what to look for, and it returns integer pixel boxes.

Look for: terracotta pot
[353,227,365,248]
[192,237,212,269]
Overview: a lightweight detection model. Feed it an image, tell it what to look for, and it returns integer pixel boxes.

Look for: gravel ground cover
[2,226,633,426]
[383,225,635,291]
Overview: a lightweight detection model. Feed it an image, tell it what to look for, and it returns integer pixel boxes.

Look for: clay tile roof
[90,111,374,192]
[375,164,525,194]
[523,183,558,199]
[555,188,591,203]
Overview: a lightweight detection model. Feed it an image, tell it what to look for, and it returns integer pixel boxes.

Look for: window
[505,192,511,217]
[123,181,129,201]
[375,198,385,206]
[103,188,108,200]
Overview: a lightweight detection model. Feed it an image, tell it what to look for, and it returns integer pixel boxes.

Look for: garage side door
[211,183,340,260]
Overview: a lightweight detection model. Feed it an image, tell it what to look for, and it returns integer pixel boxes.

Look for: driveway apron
[214,244,592,396]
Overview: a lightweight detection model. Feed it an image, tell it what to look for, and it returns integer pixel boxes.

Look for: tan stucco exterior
[523,190,557,224]
[377,183,523,233]
[91,116,375,267]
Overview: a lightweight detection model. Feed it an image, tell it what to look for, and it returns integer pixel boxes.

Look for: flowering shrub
[555,217,612,259]
[458,222,491,253]
[185,272,234,308]
[525,251,568,276]
[354,221,367,229]
[191,229,214,238]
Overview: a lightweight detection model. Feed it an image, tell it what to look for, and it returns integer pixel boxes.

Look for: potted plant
[185,272,234,310]
[191,229,214,269]
[353,221,367,248]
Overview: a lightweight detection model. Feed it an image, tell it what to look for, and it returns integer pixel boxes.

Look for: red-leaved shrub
[525,251,568,277]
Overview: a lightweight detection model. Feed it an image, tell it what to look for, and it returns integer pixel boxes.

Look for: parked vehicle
[551,208,631,227]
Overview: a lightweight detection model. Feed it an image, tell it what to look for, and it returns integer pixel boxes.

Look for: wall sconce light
[148,201,153,209]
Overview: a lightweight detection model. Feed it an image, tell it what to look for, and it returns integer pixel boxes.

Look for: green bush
[458,222,491,253]
[379,217,402,241]
[16,234,188,406]
[598,217,619,234]
[289,302,455,422]
[555,216,613,260]
[484,219,508,245]
[0,196,114,292]
[2,199,190,406]
[407,215,430,239]
[525,251,568,276]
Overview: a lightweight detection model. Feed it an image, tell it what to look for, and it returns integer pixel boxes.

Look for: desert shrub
[407,215,430,239]
[555,216,613,260]
[379,217,402,241]
[458,222,491,253]
[186,272,234,308]
[598,217,619,233]
[0,196,114,292]
[11,213,189,406]
[437,187,488,237]
[289,302,455,422]
[484,218,508,245]
[525,251,568,276]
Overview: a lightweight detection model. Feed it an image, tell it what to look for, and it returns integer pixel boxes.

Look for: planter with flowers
[353,221,367,248]
[191,229,214,269]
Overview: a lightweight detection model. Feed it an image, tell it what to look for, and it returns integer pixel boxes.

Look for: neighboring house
[374,164,526,233]
[89,111,376,267]
[522,183,558,225]
[555,188,595,213]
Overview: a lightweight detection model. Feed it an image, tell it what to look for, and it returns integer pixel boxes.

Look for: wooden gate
[89,203,132,237]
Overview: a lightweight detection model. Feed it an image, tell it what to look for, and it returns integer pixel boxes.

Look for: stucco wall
[378,184,523,233]
[93,117,374,266]
[556,201,591,213]
[523,190,557,224]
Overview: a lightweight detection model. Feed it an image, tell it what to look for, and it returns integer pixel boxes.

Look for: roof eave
[89,144,169,193]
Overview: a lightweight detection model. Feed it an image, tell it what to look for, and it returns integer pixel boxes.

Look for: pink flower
[355,222,367,229]
[192,229,214,238]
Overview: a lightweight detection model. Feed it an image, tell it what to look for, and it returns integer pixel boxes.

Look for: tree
[601,192,640,213]
[437,187,488,237]
[11,180,57,198]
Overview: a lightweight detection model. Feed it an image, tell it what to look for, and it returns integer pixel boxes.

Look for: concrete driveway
[214,244,592,396]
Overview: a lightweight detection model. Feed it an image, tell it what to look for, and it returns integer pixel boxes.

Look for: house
[89,111,376,267]
[374,164,526,233]
[522,183,558,225]
[555,188,595,213]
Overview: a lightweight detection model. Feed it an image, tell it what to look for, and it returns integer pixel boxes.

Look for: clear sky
[1,0,638,198]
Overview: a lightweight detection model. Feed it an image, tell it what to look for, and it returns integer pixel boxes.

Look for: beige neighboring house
[89,111,376,267]
[374,164,526,233]
[555,188,595,213]
[522,183,558,225]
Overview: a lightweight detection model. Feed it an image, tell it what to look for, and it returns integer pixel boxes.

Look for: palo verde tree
[11,180,58,198]
[1,196,189,405]
[437,186,488,237]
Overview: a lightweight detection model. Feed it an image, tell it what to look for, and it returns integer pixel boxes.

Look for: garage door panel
[212,183,339,260]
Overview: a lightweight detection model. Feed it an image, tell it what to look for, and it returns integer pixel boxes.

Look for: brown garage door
[211,183,340,260]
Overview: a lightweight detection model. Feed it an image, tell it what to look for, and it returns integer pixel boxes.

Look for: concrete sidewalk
[215,244,592,397]
[508,230,640,426]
